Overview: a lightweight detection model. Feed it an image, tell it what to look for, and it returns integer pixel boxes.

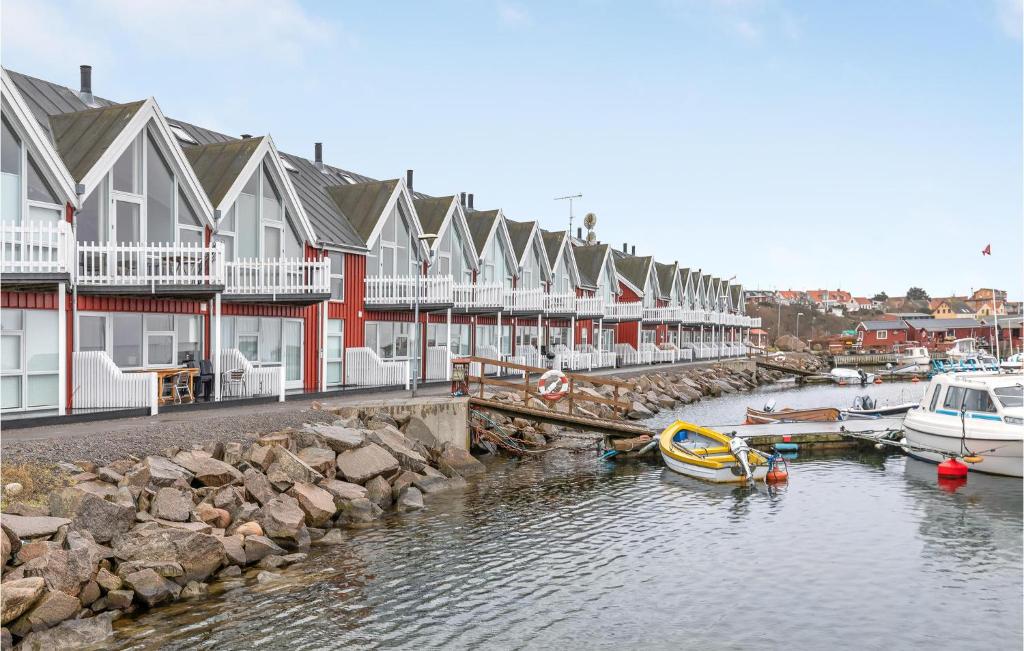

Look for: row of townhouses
[0,66,760,418]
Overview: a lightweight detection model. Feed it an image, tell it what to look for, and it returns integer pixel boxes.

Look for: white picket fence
[515,344,543,369]
[660,342,693,362]
[225,258,330,296]
[72,351,157,414]
[643,307,683,322]
[344,347,410,388]
[219,349,285,400]
[576,296,604,316]
[426,346,453,381]
[545,293,576,314]
[614,343,653,366]
[77,241,225,288]
[604,301,643,320]
[552,344,592,371]
[454,282,504,310]
[1,220,74,276]
[641,342,675,363]
[576,344,616,369]
[504,287,545,312]
[475,345,506,376]
[364,275,453,306]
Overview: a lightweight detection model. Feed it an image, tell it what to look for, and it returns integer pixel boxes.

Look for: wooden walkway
[753,357,817,377]
[468,397,654,439]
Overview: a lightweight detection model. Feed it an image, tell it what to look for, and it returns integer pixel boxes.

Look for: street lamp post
[411,233,438,397]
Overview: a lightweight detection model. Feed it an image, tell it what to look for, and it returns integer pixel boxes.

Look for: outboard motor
[858,368,868,386]
[729,436,754,481]
[763,399,777,413]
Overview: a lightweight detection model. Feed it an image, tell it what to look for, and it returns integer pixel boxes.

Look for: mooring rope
[469,409,554,454]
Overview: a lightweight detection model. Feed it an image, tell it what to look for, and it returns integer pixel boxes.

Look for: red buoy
[937,458,968,479]
[937,476,967,493]
[766,468,789,483]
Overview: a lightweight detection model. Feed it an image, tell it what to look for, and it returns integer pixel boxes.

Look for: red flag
[982,244,991,256]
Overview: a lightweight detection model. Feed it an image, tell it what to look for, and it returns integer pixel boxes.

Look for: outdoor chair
[222,369,247,397]
[171,370,194,404]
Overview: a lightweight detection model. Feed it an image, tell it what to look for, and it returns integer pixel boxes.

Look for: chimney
[240,134,252,139]
[460,192,467,208]
[468,194,474,210]
[79,65,94,106]
[577,227,582,239]
[406,169,414,193]
[622,242,627,253]
[631,245,636,256]
[314,142,324,171]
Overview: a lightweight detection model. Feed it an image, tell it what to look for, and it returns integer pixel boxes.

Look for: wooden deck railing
[225,258,330,296]
[454,282,504,310]
[1,220,74,276]
[364,275,454,306]
[77,241,225,288]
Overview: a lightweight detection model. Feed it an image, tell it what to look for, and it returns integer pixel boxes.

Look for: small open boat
[843,395,916,418]
[745,406,841,424]
[659,421,770,483]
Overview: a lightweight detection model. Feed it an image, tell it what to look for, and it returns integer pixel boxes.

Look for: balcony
[643,306,683,323]
[750,317,762,328]
[1,220,75,284]
[545,292,576,315]
[77,241,224,294]
[504,287,545,313]
[603,301,642,321]
[576,296,604,318]
[224,258,330,302]
[454,282,505,312]
[364,275,454,309]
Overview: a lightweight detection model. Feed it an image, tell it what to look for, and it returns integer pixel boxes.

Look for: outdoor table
[127,367,199,404]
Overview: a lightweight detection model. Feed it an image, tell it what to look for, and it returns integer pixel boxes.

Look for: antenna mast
[554,193,583,234]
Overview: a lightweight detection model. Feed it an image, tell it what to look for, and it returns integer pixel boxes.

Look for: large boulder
[269,447,324,485]
[367,428,427,472]
[0,515,71,540]
[627,401,653,420]
[335,444,399,485]
[16,611,116,650]
[243,468,276,506]
[244,535,285,564]
[257,495,306,544]
[113,528,225,584]
[401,416,440,452]
[364,475,392,509]
[297,447,336,477]
[149,487,193,522]
[340,498,383,524]
[397,487,424,512]
[172,451,242,487]
[286,483,336,527]
[318,480,368,508]
[774,334,808,352]
[122,568,181,607]
[1,577,46,625]
[436,446,486,479]
[9,589,80,636]
[48,487,135,543]
[125,456,194,489]
[20,544,94,597]
[304,425,366,453]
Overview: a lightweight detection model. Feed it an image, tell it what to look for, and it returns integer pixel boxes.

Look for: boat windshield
[993,385,1023,408]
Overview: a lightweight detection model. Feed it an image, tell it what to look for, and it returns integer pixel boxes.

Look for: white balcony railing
[454,282,505,310]
[219,348,285,401]
[225,258,330,297]
[72,351,157,415]
[504,287,545,312]
[77,241,225,288]
[344,347,410,387]
[603,301,642,320]
[364,275,454,306]
[750,317,762,328]
[576,296,604,317]
[1,220,74,277]
[545,293,576,314]
[643,306,683,322]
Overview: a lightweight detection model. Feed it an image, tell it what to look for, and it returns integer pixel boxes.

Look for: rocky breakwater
[0,410,484,649]
[473,364,795,451]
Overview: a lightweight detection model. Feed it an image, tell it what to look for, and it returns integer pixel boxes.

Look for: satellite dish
[586,231,596,244]
[583,212,597,229]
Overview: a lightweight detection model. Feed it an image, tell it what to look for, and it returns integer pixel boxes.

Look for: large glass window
[146,135,174,244]
[1,118,21,225]
[943,386,965,410]
[3,117,64,227]
[79,312,204,368]
[218,159,290,262]
[326,319,344,387]
[112,314,143,367]
[1,309,59,412]
[364,321,412,359]
[426,323,471,356]
[220,315,297,377]
[328,251,344,301]
[475,324,512,355]
[515,325,540,348]
[963,389,997,413]
[176,315,202,364]
[112,139,141,193]
[236,172,259,258]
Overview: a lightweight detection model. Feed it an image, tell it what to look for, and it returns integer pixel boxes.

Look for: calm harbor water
[113,382,1023,650]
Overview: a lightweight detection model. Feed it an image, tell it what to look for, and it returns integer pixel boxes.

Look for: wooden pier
[754,357,816,377]
[709,418,904,449]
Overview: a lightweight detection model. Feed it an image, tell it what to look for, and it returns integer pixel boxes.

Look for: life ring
[538,369,569,401]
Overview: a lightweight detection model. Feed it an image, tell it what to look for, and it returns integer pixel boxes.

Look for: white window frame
[1,309,60,412]
[77,311,205,369]
[325,319,344,387]
[2,116,64,227]
[877,330,888,340]
[327,250,345,301]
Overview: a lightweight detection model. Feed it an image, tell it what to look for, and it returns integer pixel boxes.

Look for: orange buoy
[911,377,920,383]
[937,458,968,479]
[962,455,984,464]
[873,377,883,384]
[766,468,789,483]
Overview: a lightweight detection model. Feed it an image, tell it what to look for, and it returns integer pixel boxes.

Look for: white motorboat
[1000,353,1023,371]
[902,372,1023,477]
[830,367,876,385]
[945,338,980,361]
[896,346,930,372]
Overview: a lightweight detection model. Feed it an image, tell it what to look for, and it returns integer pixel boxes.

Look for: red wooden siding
[327,253,367,349]
[1,291,58,309]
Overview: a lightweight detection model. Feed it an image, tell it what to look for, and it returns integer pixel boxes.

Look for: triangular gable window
[3,116,65,225]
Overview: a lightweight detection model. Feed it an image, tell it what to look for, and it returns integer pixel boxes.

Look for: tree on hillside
[872,292,888,301]
[906,287,929,301]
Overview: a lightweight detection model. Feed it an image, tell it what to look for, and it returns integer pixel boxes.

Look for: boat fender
[962,455,984,464]
[774,442,799,452]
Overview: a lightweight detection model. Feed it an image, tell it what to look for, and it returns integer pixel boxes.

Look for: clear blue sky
[3,0,1021,298]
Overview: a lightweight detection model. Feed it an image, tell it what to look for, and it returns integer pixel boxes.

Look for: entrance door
[283,320,303,390]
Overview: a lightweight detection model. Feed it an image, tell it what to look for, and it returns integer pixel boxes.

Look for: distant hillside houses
[745,287,1019,318]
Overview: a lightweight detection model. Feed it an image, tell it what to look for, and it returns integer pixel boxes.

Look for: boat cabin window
[993,386,1023,409]
[962,389,997,413]
[928,384,942,412]
[943,386,965,410]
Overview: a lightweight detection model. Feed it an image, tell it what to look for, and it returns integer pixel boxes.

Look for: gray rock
[257,554,287,570]
[0,577,45,626]
[222,442,245,467]
[48,488,135,543]
[281,552,307,565]
[94,568,121,592]
[315,529,345,545]
[436,446,486,479]
[364,475,393,509]
[401,416,440,452]
[397,487,424,512]
[340,498,383,524]
[9,590,80,636]
[244,536,285,564]
[335,444,400,485]
[255,571,281,584]
[113,528,225,584]
[304,425,365,453]
[20,545,93,597]
[269,447,324,485]
[115,560,183,579]
[127,456,194,489]
[412,475,451,494]
[217,565,242,578]
[285,483,336,527]
[122,569,181,607]
[257,495,306,543]
[318,479,368,506]
[149,487,193,522]
[367,428,428,472]
[105,589,133,609]
[0,515,71,540]
[15,611,115,651]
[172,451,242,487]
[243,469,276,507]
[217,535,246,566]
[627,400,654,419]
[180,580,208,598]
[297,447,335,477]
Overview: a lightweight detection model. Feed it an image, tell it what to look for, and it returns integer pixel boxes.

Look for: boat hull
[745,407,841,424]
[660,451,770,483]
[903,423,1023,478]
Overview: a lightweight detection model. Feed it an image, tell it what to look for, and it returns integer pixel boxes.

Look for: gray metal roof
[49,100,145,182]
[183,137,264,208]
[572,244,607,288]
[465,209,499,256]
[859,320,909,331]
[280,153,367,249]
[904,318,984,331]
